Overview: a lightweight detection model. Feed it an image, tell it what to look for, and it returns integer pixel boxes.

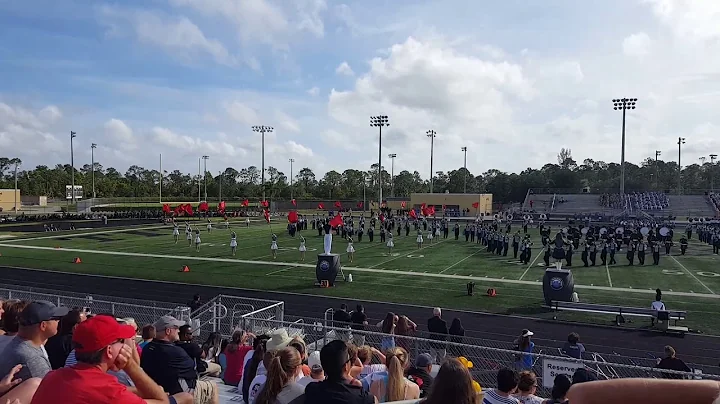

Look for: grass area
[1,219,720,333]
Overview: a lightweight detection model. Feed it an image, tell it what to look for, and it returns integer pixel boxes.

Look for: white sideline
[1,242,719,299]
[671,255,715,294]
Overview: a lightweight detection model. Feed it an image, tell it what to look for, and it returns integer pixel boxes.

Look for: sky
[1,0,720,178]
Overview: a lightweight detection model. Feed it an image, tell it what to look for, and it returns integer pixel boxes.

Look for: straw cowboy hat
[266,328,293,351]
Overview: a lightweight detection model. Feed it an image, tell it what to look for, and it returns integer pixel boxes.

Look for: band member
[368,226,374,242]
[608,238,617,265]
[173,224,180,244]
[552,233,565,270]
[386,232,395,254]
[444,222,449,239]
[186,226,193,247]
[380,226,386,243]
[581,241,589,267]
[206,219,212,233]
[652,241,661,265]
[194,230,201,252]
[637,239,647,265]
[245,217,250,227]
[230,231,238,256]
[513,231,521,259]
[416,229,424,249]
[299,235,307,261]
[427,228,434,244]
[664,238,673,255]
[626,241,636,266]
[454,223,460,240]
[565,240,574,267]
[357,226,364,242]
[679,235,688,255]
[543,242,551,267]
[589,240,597,266]
[523,238,532,264]
[224,217,230,229]
[323,221,332,254]
[346,237,355,263]
[503,232,510,256]
[271,233,279,259]
[435,225,441,239]
[600,239,608,265]
[519,238,526,263]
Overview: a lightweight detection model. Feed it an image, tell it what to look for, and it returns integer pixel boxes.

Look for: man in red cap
[30,314,192,404]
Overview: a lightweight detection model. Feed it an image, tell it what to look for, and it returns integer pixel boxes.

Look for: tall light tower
[426,130,436,193]
[655,150,661,190]
[711,154,718,192]
[612,98,637,196]
[289,158,295,200]
[91,143,97,198]
[461,146,468,193]
[388,153,397,197]
[677,137,686,195]
[370,116,389,208]
[201,155,209,201]
[70,131,77,204]
[252,125,274,202]
[13,159,20,212]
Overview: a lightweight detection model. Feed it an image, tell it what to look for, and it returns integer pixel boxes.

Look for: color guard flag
[409,209,417,219]
[291,199,297,206]
[184,204,193,216]
[198,202,209,212]
[357,201,364,209]
[263,209,270,223]
[162,204,171,213]
[401,201,406,209]
[261,200,269,208]
[173,205,183,216]
[317,203,324,209]
[334,201,342,208]
[242,199,249,207]
[421,203,426,209]
[472,202,479,209]
[218,201,226,212]
[288,211,298,224]
[329,214,343,228]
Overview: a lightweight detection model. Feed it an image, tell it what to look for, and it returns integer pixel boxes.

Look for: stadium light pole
[612,98,637,196]
[388,153,397,197]
[202,155,209,201]
[70,131,77,204]
[252,125,274,203]
[654,150,661,190]
[289,158,295,200]
[91,143,97,199]
[13,160,19,213]
[197,158,201,203]
[677,137,686,195]
[370,116,389,208]
[461,146,468,193]
[711,154,718,192]
[427,130,436,193]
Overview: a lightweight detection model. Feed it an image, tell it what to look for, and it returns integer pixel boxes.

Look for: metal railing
[0,284,190,326]
[238,318,719,398]
[190,294,284,340]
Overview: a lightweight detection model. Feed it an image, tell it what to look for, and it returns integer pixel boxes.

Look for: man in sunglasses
[31,314,192,404]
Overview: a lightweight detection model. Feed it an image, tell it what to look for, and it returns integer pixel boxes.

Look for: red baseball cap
[72,315,136,353]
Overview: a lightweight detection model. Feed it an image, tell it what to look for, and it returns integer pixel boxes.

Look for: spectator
[178,324,221,377]
[379,313,396,351]
[222,330,253,386]
[31,315,192,404]
[218,339,229,380]
[483,368,519,404]
[421,358,478,404]
[0,300,30,353]
[0,301,68,380]
[448,318,465,357]
[333,305,352,342]
[0,298,5,330]
[656,346,691,379]
[571,368,597,384]
[345,343,364,380]
[427,308,448,363]
[140,315,219,404]
[201,332,223,366]
[46,309,84,370]
[561,333,585,359]
[247,351,276,404]
[394,315,416,353]
[513,371,543,404]
[297,351,324,387]
[0,364,41,404]
[289,337,311,378]
[543,374,570,404]
[366,347,419,402]
[254,347,305,404]
[139,325,156,350]
[406,353,434,398]
[357,346,386,379]
[241,335,270,403]
[188,294,203,313]
[302,340,375,404]
[350,305,368,346]
[514,330,535,370]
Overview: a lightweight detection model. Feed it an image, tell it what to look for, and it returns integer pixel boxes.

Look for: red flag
[357,201,364,209]
[184,204,193,216]
[428,206,435,216]
[218,201,226,212]
[198,202,209,212]
[409,209,417,219]
[317,203,324,210]
[291,199,297,206]
[263,209,270,224]
[173,205,183,216]
[421,203,426,209]
[334,201,341,208]
[379,214,385,223]
[442,204,446,210]
[261,200,269,208]
[401,201,406,209]
[162,204,171,213]
[288,211,298,224]
[472,202,479,209]
[329,214,343,228]
[242,199,249,207]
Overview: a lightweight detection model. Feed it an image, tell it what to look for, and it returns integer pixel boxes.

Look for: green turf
[1,219,720,333]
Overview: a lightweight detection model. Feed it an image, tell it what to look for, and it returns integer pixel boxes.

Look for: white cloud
[275,111,301,133]
[623,32,652,57]
[645,0,720,42]
[151,127,250,158]
[225,101,259,124]
[307,86,320,96]
[104,119,137,151]
[38,106,62,122]
[0,103,64,157]
[335,61,355,76]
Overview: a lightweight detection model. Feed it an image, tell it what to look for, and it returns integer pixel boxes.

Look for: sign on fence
[542,358,583,388]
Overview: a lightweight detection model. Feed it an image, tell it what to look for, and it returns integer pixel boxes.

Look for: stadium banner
[542,358,583,387]
[65,185,84,200]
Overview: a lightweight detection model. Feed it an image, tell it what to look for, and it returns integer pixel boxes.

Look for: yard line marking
[605,260,613,287]
[367,240,447,269]
[1,225,168,242]
[671,255,715,294]
[518,251,543,281]
[439,249,484,274]
[2,243,720,298]
[265,266,299,276]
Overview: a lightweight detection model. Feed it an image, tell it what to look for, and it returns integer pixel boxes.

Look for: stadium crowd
[600,192,669,211]
[710,192,720,215]
[0,297,703,404]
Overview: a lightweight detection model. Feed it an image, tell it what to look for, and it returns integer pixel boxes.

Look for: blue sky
[1,0,720,178]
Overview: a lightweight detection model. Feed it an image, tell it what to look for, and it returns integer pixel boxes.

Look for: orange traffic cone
[73,257,82,264]
[181,265,190,272]
[486,288,497,297]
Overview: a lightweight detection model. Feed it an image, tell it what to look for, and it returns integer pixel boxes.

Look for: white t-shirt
[239,351,267,390]
[359,364,386,380]
[651,301,666,311]
[296,376,322,387]
[247,374,267,404]
[514,393,544,404]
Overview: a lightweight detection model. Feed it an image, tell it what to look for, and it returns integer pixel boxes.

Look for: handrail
[551,193,557,211]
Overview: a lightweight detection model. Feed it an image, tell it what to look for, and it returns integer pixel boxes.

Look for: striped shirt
[483,389,520,404]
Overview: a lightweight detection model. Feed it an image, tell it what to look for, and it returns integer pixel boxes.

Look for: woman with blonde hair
[253,347,305,404]
[366,347,420,403]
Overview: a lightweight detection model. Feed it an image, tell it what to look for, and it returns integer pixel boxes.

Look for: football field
[2,218,720,333]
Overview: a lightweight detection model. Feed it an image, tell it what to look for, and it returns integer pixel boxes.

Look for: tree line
[1,150,717,204]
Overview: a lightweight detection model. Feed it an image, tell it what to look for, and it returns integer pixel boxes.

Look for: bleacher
[666,195,717,218]
[524,193,612,214]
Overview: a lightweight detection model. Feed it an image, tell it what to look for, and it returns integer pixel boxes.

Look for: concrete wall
[410,193,493,215]
[0,189,21,212]
[20,195,47,206]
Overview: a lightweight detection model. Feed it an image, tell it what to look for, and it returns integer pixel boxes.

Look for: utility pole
[198,158,201,203]
[370,116,389,208]
[13,160,19,213]
[70,131,76,204]
[711,154,718,192]
[252,126,274,202]
[677,137,686,195]
[462,146,468,193]
[91,143,97,198]
[611,98,637,196]
[655,150,661,190]
[289,158,295,200]
[159,154,162,203]
[202,155,209,201]
[388,153,397,197]
[218,171,222,201]
[426,130,436,193]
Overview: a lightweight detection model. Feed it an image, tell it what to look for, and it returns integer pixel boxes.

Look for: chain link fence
[189,294,284,341]
[0,284,190,326]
